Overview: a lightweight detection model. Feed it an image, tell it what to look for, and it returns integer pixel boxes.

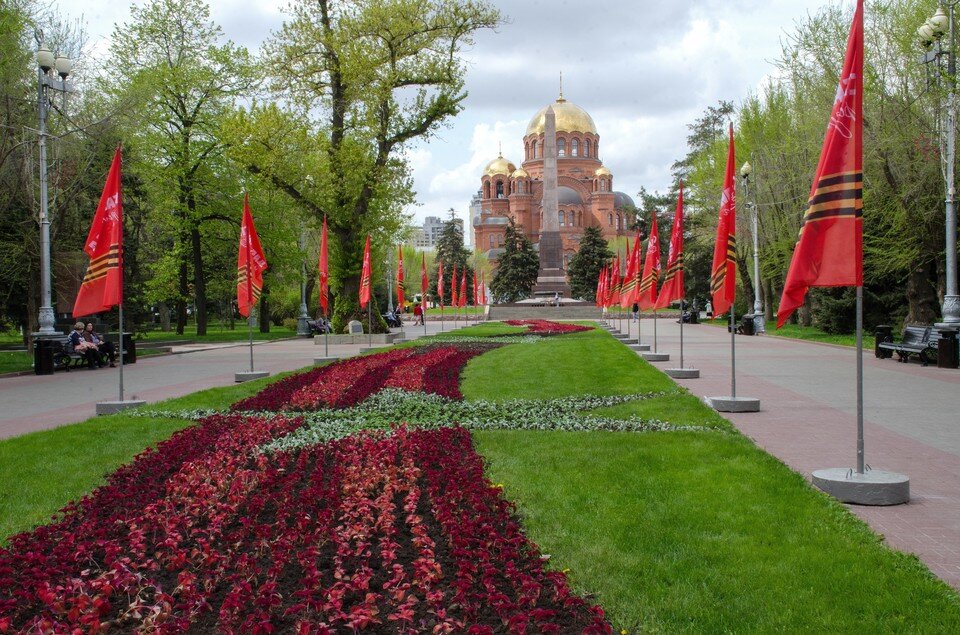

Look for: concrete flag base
[235,371,270,383]
[706,396,760,412]
[96,400,147,415]
[313,356,341,365]
[641,352,670,362]
[812,468,910,506]
[665,368,700,379]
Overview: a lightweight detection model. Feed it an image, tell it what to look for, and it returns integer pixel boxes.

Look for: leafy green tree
[490,219,539,303]
[227,0,501,332]
[104,0,258,334]
[567,226,612,301]
[431,210,474,303]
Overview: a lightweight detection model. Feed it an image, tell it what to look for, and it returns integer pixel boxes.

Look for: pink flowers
[504,320,592,335]
[234,343,496,412]
[0,426,610,632]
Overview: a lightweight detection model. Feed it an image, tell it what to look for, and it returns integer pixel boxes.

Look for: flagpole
[679,300,685,368]
[653,310,658,353]
[856,285,864,474]
[248,311,254,372]
[730,309,736,398]
[118,301,124,401]
[324,308,329,357]
[368,302,372,347]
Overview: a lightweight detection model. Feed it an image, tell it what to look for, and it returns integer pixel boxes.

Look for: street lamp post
[386,258,394,315]
[919,6,960,329]
[34,36,74,336]
[296,226,311,337]
[739,161,765,334]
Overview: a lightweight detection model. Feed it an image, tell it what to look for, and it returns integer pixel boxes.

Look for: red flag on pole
[397,245,405,308]
[710,124,737,316]
[318,216,329,316]
[359,235,372,309]
[596,265,605,307]
[608,254,621,307]
[459,270,467,308]
[638,214,662,310]
[451,264,459,308]
[655,183,685,310]
[437,261,445,308]
[472,272,478,307]
[777,0,863,327]
[74,146,123,317]
[237,193,268,318]
[480,273,487,305]
[620,233,642,308]
[421,253,429,312]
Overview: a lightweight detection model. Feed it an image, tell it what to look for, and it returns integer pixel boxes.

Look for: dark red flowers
[503,320,592,335]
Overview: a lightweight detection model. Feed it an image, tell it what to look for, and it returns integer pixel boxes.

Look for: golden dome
[483,154,516,177]
[526,96,598,136]
[511,167,529,179]
[594,166,612,177]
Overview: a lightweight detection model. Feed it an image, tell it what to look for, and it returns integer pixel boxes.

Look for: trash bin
[740,314,756,336]
[34,338,57,375]
[121,332,136,364]
[937,328,959,369]
[875,325,893,358]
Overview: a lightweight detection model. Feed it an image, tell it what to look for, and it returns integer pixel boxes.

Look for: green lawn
[137,324,297,343]
[425,306,484,316]
[703,317,859,347]
[0,351,32,374]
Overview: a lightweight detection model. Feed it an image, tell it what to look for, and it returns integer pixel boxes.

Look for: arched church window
[537,140,542,158]
[584,140,590,157]
[558,138,566,157]
[559,211,565,227]
[489,235,494,249]
[569,211,575,226]
[616,213,622,229]
[571,138,579,157]
[496,181,504,198]
[608,213,613,226]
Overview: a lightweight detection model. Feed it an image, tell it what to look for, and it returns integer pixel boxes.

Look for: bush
[281,318,299,331]
[811,288,857,334]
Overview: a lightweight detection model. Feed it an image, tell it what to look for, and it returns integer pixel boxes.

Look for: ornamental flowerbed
[0,425,611,633]
[233,343,497,413]
[503,320,592,336]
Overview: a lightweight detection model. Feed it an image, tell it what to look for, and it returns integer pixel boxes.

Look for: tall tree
[566,226,612,301]
[231,0,501,332]
[432,210,473,302]
[490,218,538,303]
[104,0,257,334]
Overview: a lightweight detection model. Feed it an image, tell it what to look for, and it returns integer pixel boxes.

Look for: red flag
[421,253,429,312]
[472,272,478,306]
[318,216,329,316]
[608,254,621,307]
[437,261,445,309]
[451,264,459,307]
[459,270,467,308]
[778,0,863,328]
[237,193,268,318]
[620,233,642,308]
[74,147,123,317]
[397,245,405,308]
[596,265,605,307]
[638,214,662,310]
[710,124,737,316]
[480,273,487,305]
[655,183,685,310]
[359,235,372,309]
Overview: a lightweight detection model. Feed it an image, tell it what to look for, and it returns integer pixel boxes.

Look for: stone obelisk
[535,104,570,296]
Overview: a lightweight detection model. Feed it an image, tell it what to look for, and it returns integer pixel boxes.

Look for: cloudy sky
[64,0,834,245]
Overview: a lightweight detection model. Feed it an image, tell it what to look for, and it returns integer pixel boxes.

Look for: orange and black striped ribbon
[81,244,120,284]
[800,171,862,232]
[661,254,684,284]
[710,236,736,295]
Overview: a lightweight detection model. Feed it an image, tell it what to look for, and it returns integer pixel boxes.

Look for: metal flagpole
[324,309,329,357]
[730,308,736,398]
[118,302,124,401]
[368,302,372,347]
[679,300,685,368]
[248,312,254,372]
[653,311,658,352]
[856,285,864,474]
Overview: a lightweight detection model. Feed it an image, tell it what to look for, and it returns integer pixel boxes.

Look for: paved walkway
[605,314,960,590]
[0,323,446,440]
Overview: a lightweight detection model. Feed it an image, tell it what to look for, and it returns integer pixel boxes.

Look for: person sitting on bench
[68,321,101,369]
[84,322,116,367]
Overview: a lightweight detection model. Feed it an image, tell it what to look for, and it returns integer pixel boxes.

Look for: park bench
[877,325,941,366]
[52,338,129,371]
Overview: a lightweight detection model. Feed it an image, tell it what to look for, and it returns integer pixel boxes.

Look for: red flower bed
[0,427,611,633]
[234,343,497,412]
[504,319,592,336]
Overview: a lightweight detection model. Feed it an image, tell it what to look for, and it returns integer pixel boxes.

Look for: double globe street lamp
[34,35,75,336]
[739,161,765,334]
[918,6,960,329]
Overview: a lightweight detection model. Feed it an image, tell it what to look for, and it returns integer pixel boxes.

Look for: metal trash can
[937,328,959,369]
[875,325,893,358]
[121,332,136,364]
[740,314,756,336]
[34,338,57,375]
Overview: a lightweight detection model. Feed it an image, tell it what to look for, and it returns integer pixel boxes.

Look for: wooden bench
[877,326,941,366]
[51,340,122,371]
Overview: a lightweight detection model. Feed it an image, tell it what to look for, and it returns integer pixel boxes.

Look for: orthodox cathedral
[473,91,637,267]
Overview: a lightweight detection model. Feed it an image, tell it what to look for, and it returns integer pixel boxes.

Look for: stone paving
[607,313,960,590]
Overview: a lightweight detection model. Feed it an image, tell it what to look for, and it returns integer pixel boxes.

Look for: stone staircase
[487,305,604,320]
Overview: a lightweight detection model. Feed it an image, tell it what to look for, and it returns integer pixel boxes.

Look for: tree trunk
[158,302,171,332]
[259,282,270,333]
[763,278,775,322]
[800,302,812,327]
[905,259,939,326]
[176,258,188,335]
[191,227,207,336]
[736,254,755,311]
